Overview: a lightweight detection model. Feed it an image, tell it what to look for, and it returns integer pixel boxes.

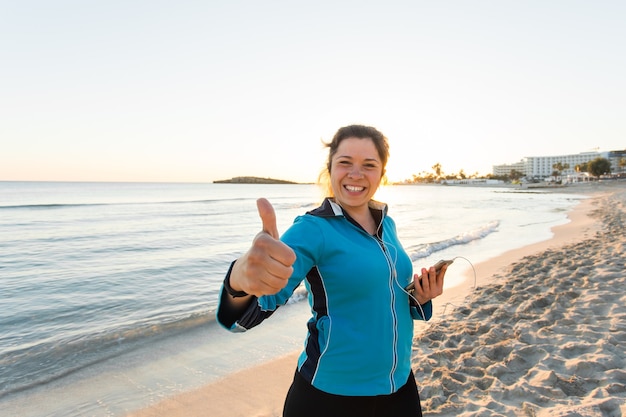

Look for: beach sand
[128,182,626,417]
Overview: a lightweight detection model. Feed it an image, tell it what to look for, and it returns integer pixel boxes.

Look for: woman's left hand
[413,263,447,305]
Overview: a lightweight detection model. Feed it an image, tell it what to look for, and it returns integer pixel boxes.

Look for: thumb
[256,198,280,239]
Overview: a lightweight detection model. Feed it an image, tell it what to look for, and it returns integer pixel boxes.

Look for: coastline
[128,182,625,417]
[435,183,606,320]
[414,183,626,415]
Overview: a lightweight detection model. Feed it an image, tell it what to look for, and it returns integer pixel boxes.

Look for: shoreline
[434,186,605,320]
[414,184,626,415]
[128,183,624,417]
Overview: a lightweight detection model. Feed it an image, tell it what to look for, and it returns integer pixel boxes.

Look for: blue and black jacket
[217,198,432,396]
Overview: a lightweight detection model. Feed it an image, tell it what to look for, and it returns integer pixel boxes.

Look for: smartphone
[405,259,454,293]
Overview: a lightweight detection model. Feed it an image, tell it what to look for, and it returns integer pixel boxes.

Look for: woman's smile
[344,184,366,193]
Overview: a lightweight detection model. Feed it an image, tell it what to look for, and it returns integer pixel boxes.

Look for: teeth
[345,185,364,192]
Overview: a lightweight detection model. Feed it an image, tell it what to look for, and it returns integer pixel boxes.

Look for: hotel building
[493,149,625,180]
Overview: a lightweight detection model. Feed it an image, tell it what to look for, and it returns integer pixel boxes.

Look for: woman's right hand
[228,198,296,297]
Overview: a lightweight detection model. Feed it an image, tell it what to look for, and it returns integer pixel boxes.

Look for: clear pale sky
[1,1,625,184]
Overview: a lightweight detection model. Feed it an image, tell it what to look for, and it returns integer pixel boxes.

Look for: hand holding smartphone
[405,259,454,294]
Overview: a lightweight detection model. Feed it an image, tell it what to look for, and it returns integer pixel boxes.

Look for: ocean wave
[0,311,217,398]
[0,203,106,210]
[0,198,251,211]
[406,220,500,261]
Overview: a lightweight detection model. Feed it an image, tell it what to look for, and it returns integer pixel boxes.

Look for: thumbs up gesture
[228,198,297,297]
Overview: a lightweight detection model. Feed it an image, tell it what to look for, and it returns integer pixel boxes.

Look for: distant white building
[492,160,526,177]
[608,150,626,175]
[492,150,619,180]
[523,151,603,179]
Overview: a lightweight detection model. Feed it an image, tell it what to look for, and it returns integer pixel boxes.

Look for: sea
[0,181,588,416]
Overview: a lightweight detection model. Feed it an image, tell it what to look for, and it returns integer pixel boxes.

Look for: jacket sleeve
[216,268,302,332]
[410,300,433,321]
[384,215,433,322]
[216,215,321,332]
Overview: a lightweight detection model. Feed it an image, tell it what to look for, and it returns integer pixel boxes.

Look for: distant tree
[404,166,491,184]
[509,169,523,181]
[588,157,612,178]
[552,162,570,178]
[407,170,438,183]
[552,162,562,173]
[619,158,626,173]
[575,162,589,173]
[432,163,443,180]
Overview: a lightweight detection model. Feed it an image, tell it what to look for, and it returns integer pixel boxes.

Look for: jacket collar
[307,197,388,238]
[308,197,387,217]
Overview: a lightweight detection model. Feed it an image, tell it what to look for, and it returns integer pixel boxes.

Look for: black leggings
[282,370,423,417]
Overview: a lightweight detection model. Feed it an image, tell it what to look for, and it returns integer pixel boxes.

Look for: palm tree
[431,163,443,180]
[552,162,570,182]
[510,170,523,181]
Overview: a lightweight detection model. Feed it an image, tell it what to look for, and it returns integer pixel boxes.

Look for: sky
[1,1,625,184]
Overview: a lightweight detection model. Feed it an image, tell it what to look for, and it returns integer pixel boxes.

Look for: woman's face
[330,137,383,212]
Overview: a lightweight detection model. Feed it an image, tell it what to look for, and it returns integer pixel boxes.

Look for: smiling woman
[216,124,448,417]
[325,125,388,235]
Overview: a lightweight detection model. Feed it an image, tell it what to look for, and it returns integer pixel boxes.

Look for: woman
[217,124,447,416]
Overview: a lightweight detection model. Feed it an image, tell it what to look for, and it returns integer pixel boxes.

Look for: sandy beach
[128,182,626,417]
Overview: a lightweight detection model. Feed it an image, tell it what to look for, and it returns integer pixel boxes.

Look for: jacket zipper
[341,204,401,392]
[375,235,399,392]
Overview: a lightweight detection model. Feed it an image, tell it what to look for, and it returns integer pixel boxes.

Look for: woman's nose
[348,166,364,178]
